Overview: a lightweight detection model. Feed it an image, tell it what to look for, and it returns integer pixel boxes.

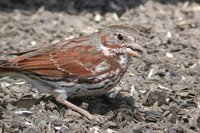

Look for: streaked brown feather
[50,45,106,77]
[1,37,112,77]
[32,69,64,76]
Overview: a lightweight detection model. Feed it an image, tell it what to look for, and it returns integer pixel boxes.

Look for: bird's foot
[57,99,102,122]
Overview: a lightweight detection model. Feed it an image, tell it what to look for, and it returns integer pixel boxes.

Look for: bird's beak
[126,43,146,58]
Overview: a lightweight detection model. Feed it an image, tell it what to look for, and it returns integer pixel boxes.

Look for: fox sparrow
[0,25,145,120]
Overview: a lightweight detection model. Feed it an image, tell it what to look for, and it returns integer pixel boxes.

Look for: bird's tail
[0,60,9,73]
[0,67,7,73]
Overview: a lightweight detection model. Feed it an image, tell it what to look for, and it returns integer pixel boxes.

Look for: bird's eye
[117,33,124,41]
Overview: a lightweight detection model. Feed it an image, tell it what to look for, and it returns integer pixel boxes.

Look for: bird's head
[100,25,146,58]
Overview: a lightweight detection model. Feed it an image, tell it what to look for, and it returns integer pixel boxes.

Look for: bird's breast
[65,54,130,96]
[60,67,123,97]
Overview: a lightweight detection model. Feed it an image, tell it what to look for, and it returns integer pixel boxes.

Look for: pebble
[94,13,102,22]
[166,52,174,58]
[30,40,37,46]
[90,126,100,133]
[25,121,32,126]
[130,85,139,101]
[107,128,119,133]
[112,13,119,21]
[166,31,172,38]
[147,68,154,79]
[15,110,33,115]
[108,91,117,98]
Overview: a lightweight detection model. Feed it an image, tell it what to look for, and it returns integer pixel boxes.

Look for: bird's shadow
[54,93,137,117]
[81,93,137,115]
[1,93,137,118]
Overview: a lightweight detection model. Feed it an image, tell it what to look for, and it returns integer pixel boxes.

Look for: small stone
[15,110,33,115]
[130,85,139,101]
[30,41,37,46]
[55,126,62,131]
[158,84,171,91]
[52,39,61,44]
[108,91,117,98]
[112,13,119,21]
[80,102,89,110]
[166,31,172,38]
[25,121,32,126]
[106,128,118,133]
[181,76,186,80]
[94,13,102,22]
[129,73,134,77]
[90,126,100,133]
[166,98,170,102]
[14,80,26,85]
[147,68,154,79]
[166,52,174,58]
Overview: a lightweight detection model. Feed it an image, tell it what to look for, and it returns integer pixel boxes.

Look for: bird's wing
[1,38,113,77]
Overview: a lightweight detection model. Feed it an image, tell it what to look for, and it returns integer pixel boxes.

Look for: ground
[0,0,200,132]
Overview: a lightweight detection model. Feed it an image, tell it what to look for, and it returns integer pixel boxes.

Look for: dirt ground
[0,0,200,132]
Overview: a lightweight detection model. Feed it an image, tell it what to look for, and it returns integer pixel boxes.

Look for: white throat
[118,54,129,69]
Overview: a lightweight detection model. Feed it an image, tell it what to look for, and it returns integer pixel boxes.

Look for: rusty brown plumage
[0,25,146,120]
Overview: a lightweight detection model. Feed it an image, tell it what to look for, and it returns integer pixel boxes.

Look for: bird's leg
[53,90,94,120]
[57,99,94,120]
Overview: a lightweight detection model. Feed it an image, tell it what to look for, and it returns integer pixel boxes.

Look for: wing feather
[2,37,113,78]
[50,45,103,77]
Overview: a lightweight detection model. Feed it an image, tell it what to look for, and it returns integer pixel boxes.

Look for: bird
[0,25,146,120]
